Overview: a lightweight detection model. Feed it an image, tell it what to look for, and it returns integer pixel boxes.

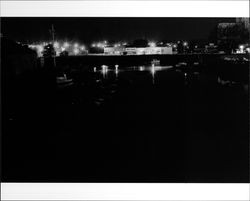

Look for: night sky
[1,18,236,44]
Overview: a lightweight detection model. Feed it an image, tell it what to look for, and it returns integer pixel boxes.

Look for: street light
[53,41,59,48]
[73,48,79,55]
[149,42,156,47]
[74,43,79,48]
[183,41,188,46]
[239,45,244,50]
[63,42,69,48]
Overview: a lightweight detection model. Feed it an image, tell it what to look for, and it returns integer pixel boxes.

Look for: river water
[2,64,249,182]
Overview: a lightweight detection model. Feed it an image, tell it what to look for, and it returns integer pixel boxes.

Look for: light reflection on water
[93,64,173,84]
[96,65,174,83]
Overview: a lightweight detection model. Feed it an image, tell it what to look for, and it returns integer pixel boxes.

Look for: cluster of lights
[148,42,156,47]
[29,41,87,57]
[114,43,122,48]
[92,41,129,48]
[60,42,86,55]
[28,39,194,57]
[92,41,108,48]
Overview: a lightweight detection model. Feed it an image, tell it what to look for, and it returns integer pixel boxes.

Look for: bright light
[104,40,107,44]
[61,47,65,51]
[63,42,69,48]
[239,45,244,49]
[101,65,108,78]
[74,43,79,48]
[183,42,188,46]
[37,45,44,52]
[73,48,80,55]
[139,66,145,71]
[53,41,59,48]
[122,42,127,46]
[101,65,108,69]
[28,44,36,49]
[149,42,156,47]
[97,43,105,48]
[115,68,119,77]
[80,45,85,50]
[92,43,96,47]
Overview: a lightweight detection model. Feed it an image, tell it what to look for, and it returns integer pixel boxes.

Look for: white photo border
[0,0,249,17]
[1,0,249,201]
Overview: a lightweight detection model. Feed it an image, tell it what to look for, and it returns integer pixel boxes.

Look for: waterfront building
[104,46,172,55]
[104,46,126,55]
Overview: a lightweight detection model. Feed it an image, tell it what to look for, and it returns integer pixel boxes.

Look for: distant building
[217,22,238,40]
[236,18,250,30]
[125,47,137,55]
[217,18,250,53]
[104,46,172,55]
[104,46,125,55]
[217,22,240,53]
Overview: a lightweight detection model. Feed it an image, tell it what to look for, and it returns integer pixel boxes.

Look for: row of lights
[91,41,108,48]
[29,41,87,56]
[29,40,192,56]
[91,41,158,48]
[91,41,128,48]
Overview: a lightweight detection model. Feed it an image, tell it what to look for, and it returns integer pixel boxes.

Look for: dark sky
[1,18,235,44]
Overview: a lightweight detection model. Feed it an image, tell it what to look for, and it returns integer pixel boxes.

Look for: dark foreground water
[2,65,249,182]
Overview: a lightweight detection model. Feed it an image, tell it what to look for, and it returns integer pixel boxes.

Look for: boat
[56,74,73,87]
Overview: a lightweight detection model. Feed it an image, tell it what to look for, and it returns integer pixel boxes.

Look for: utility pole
[50,24,56,67]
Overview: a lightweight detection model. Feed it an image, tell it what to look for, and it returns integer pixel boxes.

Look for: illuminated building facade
[104,46,173,55]
[104,46,125,55]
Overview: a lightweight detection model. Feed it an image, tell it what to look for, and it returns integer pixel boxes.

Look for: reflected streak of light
[151,65,155,84]
[101,65,108,78]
